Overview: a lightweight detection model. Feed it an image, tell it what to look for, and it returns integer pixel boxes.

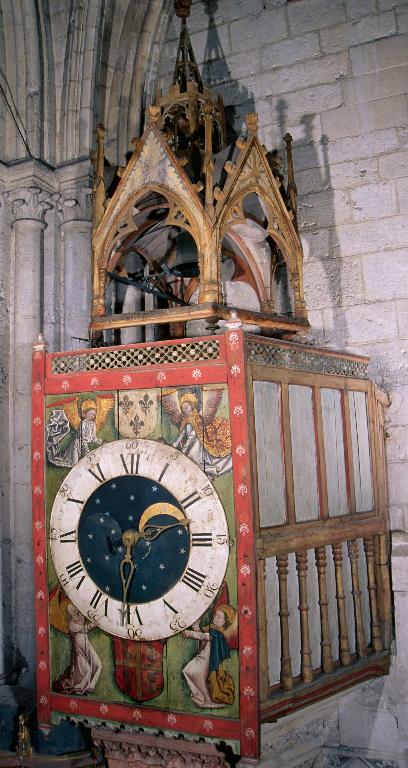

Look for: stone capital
[3,185,56,226]
[56,187,92,225]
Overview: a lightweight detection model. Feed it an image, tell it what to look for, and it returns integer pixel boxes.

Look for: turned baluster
[347,540,367,658]
[295,551,313,682]
[332,543,351,666]
[364,536,383,652]
[315,546,334,673]
[276,554,293,691]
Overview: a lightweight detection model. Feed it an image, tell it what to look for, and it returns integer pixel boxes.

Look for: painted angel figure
[50,588,102,695]
[182,601,237,709]
[46,395,115,468]
[162,389,232,476]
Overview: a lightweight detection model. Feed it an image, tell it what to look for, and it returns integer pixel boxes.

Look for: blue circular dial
[77,475,190,603]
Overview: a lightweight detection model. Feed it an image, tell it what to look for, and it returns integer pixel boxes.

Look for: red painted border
[225,329,260,760]
[36,330,262,758]
[32,342,51,728]
[50,693,240,741]
[44,362,227,395]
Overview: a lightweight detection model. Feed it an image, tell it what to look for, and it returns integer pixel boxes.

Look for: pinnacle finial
[175,0,192,20]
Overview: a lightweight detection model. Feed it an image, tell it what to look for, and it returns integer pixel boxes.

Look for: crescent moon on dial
[139,502,185,532]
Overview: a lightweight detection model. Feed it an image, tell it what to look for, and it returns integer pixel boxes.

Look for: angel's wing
[202,389,223,425]
[161,390,183,426]
[49,585,70,634]
[47,396,81,431]
[95,394,115,433]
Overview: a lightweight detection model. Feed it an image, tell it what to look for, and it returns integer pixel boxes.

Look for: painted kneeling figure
[182,604,236,709]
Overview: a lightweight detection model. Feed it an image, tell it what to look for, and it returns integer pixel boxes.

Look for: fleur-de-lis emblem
[119,393,134,416]
[129,414,144,436]
[139,393,153,415]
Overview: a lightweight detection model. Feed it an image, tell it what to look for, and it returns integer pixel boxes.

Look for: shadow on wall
[200,3,347,347]
[275,98,348,348]
[202,0,255,143]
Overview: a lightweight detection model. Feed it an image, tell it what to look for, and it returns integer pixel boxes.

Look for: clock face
[49,439,230,641]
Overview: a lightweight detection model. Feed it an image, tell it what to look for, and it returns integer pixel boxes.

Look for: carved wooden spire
[173,0,202,93]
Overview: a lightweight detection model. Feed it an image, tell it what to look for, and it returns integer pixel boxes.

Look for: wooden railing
[257,532,391,718]
[248,353,392,719]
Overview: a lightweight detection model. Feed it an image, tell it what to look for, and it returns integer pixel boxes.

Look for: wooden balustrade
[261,532,392,713]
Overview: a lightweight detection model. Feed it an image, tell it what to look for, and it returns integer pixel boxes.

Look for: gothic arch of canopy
[219,183,306,318]
[93,181,208,318]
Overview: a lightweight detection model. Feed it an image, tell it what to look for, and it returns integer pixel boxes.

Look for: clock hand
[119,530,141,608]
[119,520,190,610]
[141,518,190,542]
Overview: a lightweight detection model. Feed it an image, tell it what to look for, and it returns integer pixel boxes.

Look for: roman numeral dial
[50,438,230,642]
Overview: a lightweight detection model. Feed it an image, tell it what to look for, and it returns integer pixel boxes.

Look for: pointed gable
[93,122,208,259]
[215,132,304,291]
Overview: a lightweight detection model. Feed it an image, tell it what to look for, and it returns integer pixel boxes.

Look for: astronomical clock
[32,3,392,766]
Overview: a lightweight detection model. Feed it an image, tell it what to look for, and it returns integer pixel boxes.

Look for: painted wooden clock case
[32,330,259,761]
[32,329,392,765]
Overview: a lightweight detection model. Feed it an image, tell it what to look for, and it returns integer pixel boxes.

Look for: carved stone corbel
[91,728,229,768]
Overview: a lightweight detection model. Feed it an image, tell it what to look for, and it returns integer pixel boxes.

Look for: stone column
[3,185,54,688]
[0,192,10,679]
[57,188,92,349]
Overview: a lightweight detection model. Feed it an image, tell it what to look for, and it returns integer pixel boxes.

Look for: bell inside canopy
[170,230,199,278]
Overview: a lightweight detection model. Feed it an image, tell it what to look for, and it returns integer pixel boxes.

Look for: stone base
[91,728,230,767]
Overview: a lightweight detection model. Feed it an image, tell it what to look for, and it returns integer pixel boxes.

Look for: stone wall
[158,0,408,536]
[157,1,408,765]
